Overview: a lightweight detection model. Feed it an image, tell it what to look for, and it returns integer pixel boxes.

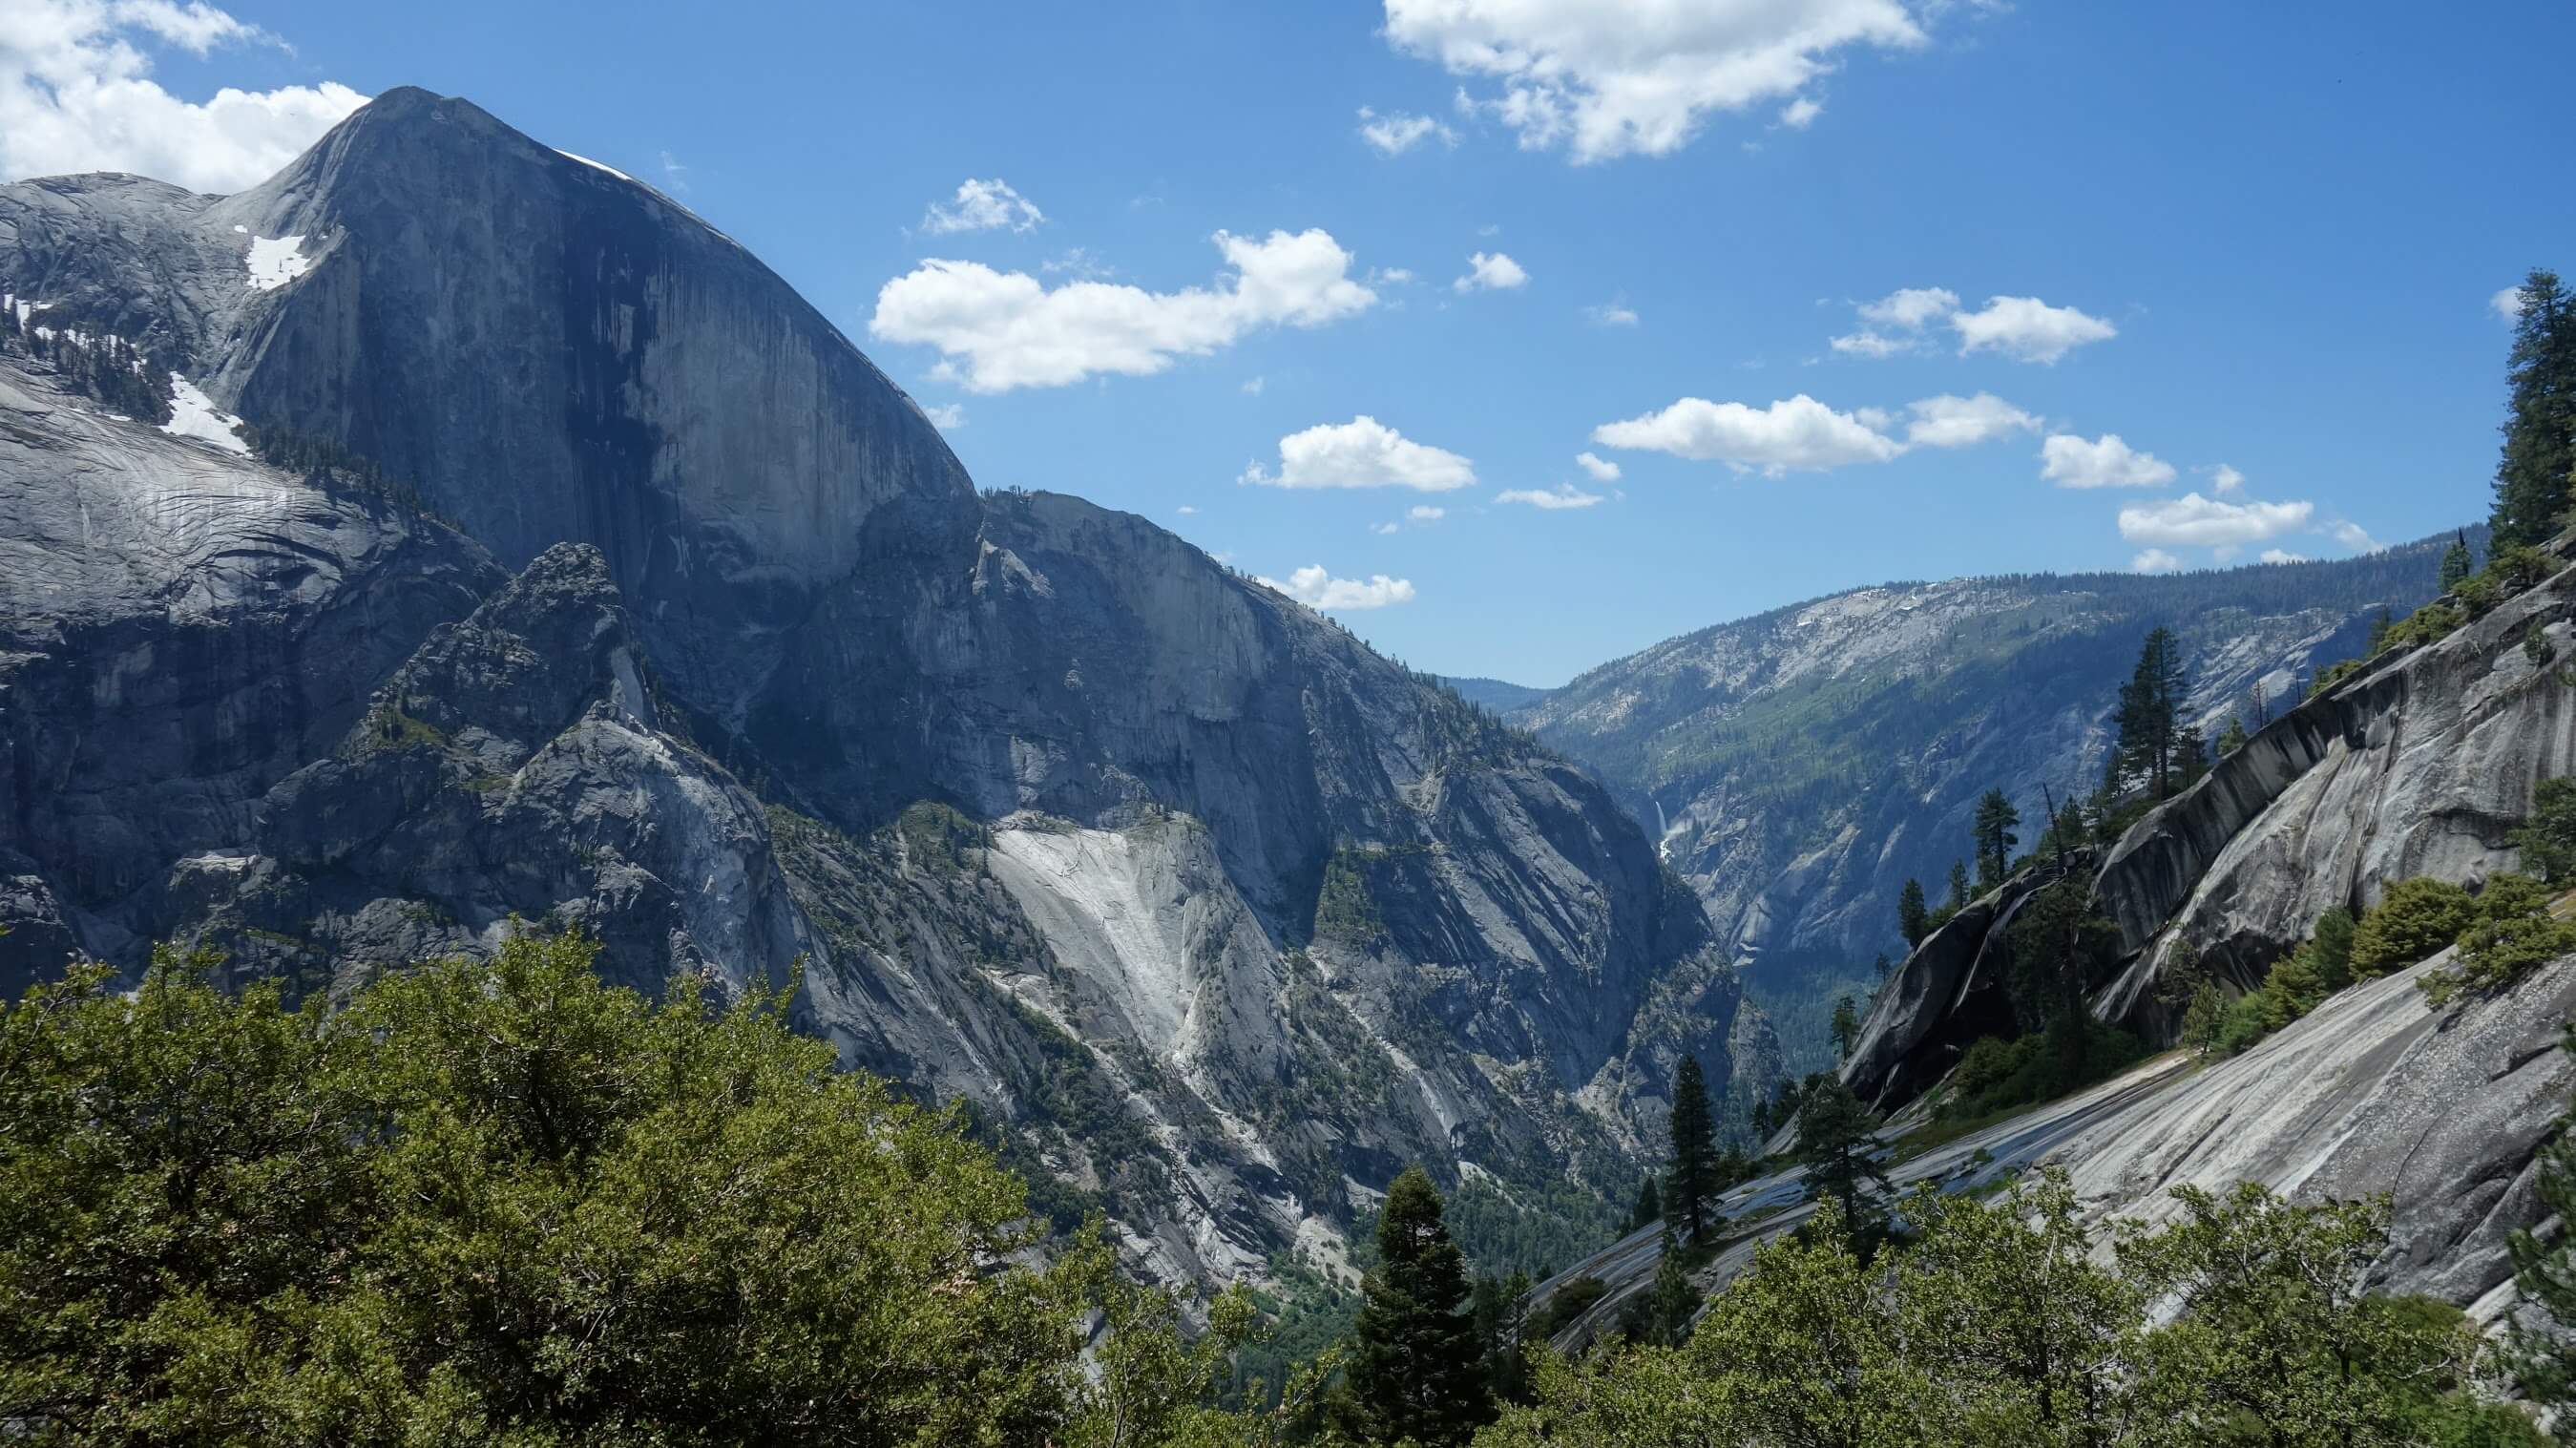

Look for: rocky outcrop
[1532,933,2576,1347]
[2096,539,2576,1021]
[1520,549,2455,1068]
[1837,857,2089,1111]
[0,89,1757,1289]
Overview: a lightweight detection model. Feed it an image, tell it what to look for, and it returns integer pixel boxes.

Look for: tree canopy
[0,935,1318,1447]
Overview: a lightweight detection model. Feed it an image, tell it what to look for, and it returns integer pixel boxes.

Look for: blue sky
[8,2,2570,684]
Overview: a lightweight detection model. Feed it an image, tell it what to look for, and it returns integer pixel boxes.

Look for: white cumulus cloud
[2493,286,2527,322]
[1831,286,1958,359]
[2040,432,2176,489]
[2130,548,2185,574]
[1239,415,1476,492]
[1574,451,1622,482]
[1859,285,1959,329]
[871,229,1376,392]
[921,403,964,430]
[1,0,367,192]
[2210,464,2245,494]
[1357,105,1457,155]
[1585,301,1639,326]
[1385,0,1933,162]
[1777,95,1822,128]
[1409,504,1447,520]
[2118,493,2314,548]
[1497,484,1605,509]
[1455,250,1529,292]
[1593,393,1905,472]
[2328,520,2383,553]
[1903,392,2039,450]
[1951,295,2118,364]
[1259,564,1417,611]
[920,178,1044,234]
[2260,548,2307,564]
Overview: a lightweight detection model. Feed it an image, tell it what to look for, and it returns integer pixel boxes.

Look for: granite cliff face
[2096,539,2576,1019]
[1519,551,2457,1065]
[0,90,1756,1285]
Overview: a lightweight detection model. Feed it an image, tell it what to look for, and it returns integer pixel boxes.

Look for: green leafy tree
[1946,857,1973,912]
[2350,877,2478,976]
[2440,531,2477,592]
[1683,1200,1898,1447]
[0,934,1296,1447]
[2491,270,2576,550]
[2118,1184,2486,1448]
[1898,876,1932,948]
[1665,1056,1721,1241]
[2511,776,2576,885]
[1345,1166,1491,1446]
[1973,787,2022,887]
[1889,1169,2144,1447]
[2217,714,2251,755]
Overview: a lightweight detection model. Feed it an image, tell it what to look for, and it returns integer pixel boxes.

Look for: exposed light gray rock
[1530,937,2576,1348]
[2098,542,2576,1019]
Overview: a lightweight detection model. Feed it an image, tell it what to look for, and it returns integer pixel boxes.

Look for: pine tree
[1666,1056,1720,1241]
[1646,1224,1702,1347]
[2217,715,2250,755]
[1896,877,1930,948]
[2491,270,2576,549]
[1629,1176,1662,1234]
[1830,995,1861,1062]
[1946,859,1971,911]
[2440,531,2476,591]
[1972,788,2021,887]
[1346,1166,1490,1446]
[2113,627,2189,798]
[2176,729,2212,789]
[1795,1078,1891,1228]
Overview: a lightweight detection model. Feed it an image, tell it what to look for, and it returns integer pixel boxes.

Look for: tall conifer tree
[1666,1056,1720,1241]
[1346,1166,1490,1445]
[2492,270,2576,549]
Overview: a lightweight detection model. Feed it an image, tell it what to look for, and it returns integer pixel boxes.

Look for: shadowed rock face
[2097,539,2576,1021]
[0,90,1755,1286]
[1837,857,2089,1111]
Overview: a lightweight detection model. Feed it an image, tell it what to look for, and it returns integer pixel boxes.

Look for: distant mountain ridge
[1439,676,1554,715]
[1514,538,2468,1066]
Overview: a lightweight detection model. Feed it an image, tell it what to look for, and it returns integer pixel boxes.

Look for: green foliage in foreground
[0,936,1328,1447]
[1478,1170,2539,1448]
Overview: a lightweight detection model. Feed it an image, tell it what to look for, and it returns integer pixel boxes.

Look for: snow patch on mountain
[160,375,248,455]
[244,235,309,291]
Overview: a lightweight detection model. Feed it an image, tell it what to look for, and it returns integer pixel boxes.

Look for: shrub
[2420,883,2576,1007]
[1525,1275,1609,1341]
[2350,878,2476,976]
[2510,777,2576,885]
[2307,907,2357,991]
